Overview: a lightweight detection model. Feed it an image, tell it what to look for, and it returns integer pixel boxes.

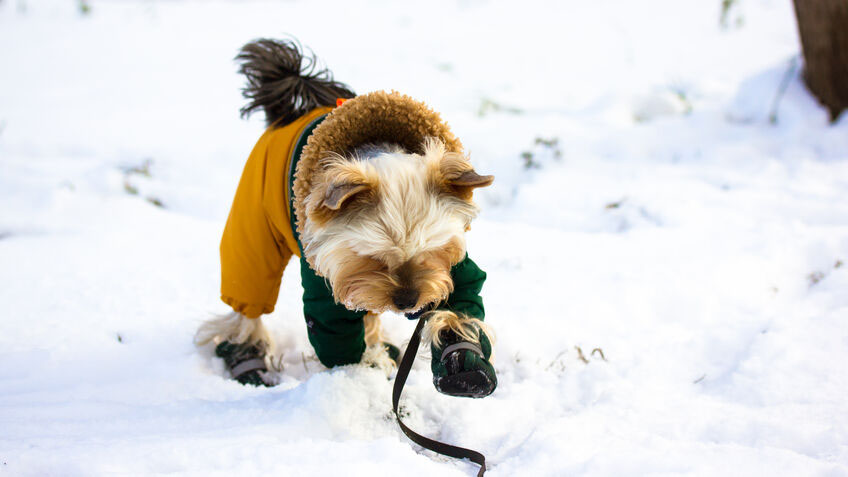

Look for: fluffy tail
[236,38,355,127]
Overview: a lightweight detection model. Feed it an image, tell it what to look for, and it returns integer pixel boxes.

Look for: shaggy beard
[327,250,457,313]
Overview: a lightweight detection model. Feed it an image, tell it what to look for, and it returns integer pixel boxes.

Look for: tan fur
[363,312,383,346]
[328,252,397,312]
[306,154,382,227]
[421,138,491,202]
[194,311,273,351]
[422,310,495,352]
[360,343,396,374]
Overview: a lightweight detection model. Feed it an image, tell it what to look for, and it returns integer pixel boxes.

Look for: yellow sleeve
[220,129,293,319]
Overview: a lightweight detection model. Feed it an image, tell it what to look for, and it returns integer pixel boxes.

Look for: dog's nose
[392,288,419,310]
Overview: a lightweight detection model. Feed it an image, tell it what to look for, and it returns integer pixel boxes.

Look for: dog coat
[220,92,487,367]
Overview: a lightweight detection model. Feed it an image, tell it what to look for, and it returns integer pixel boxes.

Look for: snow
[1,0,847,475]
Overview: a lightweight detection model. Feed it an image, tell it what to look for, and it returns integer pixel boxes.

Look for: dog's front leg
[195,312,273,386]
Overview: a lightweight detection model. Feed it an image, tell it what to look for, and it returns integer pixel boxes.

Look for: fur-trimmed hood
[292,91,464,270]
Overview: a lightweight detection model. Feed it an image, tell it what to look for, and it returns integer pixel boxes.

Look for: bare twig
[591,348,606,361]
[267,353,285,373]
[693,374,706,384]
[574,346,589,364]
[123,180,138,195]
[720,0,736,29]
[520,151,538,169]
[546,349,568,370]
[477,97,523,117]
[605,198,626,210]
[121,158,153,177]
[534,137,559,148]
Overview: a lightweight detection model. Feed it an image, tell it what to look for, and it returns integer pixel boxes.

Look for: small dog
[196,39,497,397]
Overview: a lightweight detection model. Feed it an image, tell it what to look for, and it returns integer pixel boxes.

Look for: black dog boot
[215,341,272,387]
[431,327,497,398]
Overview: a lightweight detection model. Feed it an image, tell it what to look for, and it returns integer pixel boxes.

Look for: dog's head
[301,138,493,313]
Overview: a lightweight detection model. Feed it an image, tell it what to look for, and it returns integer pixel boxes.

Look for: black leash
[392,317,488,477]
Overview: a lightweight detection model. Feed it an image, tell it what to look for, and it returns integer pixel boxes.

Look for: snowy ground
[1,0,847,475]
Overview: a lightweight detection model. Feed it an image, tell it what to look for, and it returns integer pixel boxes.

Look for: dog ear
[323,182,370,210]
[421,138,493,199]
[444,169,494,200]
[429,147,494,197]
[446,170,494,189]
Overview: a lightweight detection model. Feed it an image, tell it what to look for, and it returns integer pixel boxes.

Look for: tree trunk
[792,0,848,121]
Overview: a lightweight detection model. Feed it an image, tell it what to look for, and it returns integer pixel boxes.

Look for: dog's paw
[431,329,497,398]
[383,342,401,364]
[361,342,401,375]
[215,341,274,387]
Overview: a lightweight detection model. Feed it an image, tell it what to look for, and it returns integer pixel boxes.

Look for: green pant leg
[439,254,486,319]
[299,256,367,367]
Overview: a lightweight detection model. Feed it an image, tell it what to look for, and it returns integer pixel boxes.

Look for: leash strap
[392,317,487,477]
[440,342,484,362]
[229,358,267,379]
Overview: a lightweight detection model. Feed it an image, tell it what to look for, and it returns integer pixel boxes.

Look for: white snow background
[1,0,847,475]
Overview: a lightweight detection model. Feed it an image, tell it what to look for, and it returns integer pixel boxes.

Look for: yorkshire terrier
[195,38,496,398]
